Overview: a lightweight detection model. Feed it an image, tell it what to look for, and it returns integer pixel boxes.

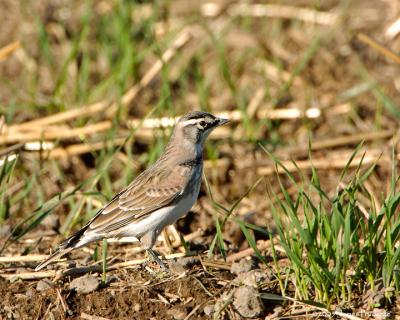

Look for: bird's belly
[163,190,199,226]
[117,186,200,238]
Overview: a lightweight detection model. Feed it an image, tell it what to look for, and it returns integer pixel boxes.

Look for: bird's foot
[145,249,170,274]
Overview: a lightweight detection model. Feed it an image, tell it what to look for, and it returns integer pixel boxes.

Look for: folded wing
[86,166,188,234]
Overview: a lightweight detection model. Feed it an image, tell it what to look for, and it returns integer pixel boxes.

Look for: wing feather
[87,165,189,234]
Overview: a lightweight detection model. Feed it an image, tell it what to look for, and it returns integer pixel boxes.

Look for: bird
[35,111,229,271]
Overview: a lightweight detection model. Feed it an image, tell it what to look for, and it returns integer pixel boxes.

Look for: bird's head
[175,111,229,146]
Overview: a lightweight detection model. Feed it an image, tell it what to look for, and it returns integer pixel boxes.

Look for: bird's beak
[216,117,229,126]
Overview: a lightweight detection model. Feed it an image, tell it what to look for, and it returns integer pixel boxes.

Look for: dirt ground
[2,252,400,319]
[0,267,233,319]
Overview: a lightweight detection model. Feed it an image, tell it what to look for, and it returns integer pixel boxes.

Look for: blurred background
[1,0,400,318]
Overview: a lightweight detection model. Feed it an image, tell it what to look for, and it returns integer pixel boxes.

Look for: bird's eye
[198,120,206,129]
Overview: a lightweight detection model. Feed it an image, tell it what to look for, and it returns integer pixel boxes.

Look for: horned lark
[35,111,229,271]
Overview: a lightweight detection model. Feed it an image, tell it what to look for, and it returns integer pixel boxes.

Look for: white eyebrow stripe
[181,119,201,126]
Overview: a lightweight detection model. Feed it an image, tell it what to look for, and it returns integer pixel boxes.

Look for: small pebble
[166,306,187,320]
[373,308,390,320]
[265,306,283,319]
[69,275,99,294]
[36,279,53,291]
[168,260,187,275]
[233,286,263,318]
[230,258,254,275]
[234,270,267,288]
[203,304,214,316]
[25,287,35,298]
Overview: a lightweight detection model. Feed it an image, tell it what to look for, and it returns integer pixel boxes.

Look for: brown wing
[86,165,189,234]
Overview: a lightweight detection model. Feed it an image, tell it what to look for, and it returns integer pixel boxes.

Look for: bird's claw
[146,249,169,273]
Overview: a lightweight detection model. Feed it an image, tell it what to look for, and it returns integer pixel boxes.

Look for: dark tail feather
[35,225,90,271]
[35,247,74,271]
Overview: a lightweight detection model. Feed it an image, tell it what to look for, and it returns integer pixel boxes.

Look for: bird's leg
[141,231,168,271]
[147,248,167,270]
